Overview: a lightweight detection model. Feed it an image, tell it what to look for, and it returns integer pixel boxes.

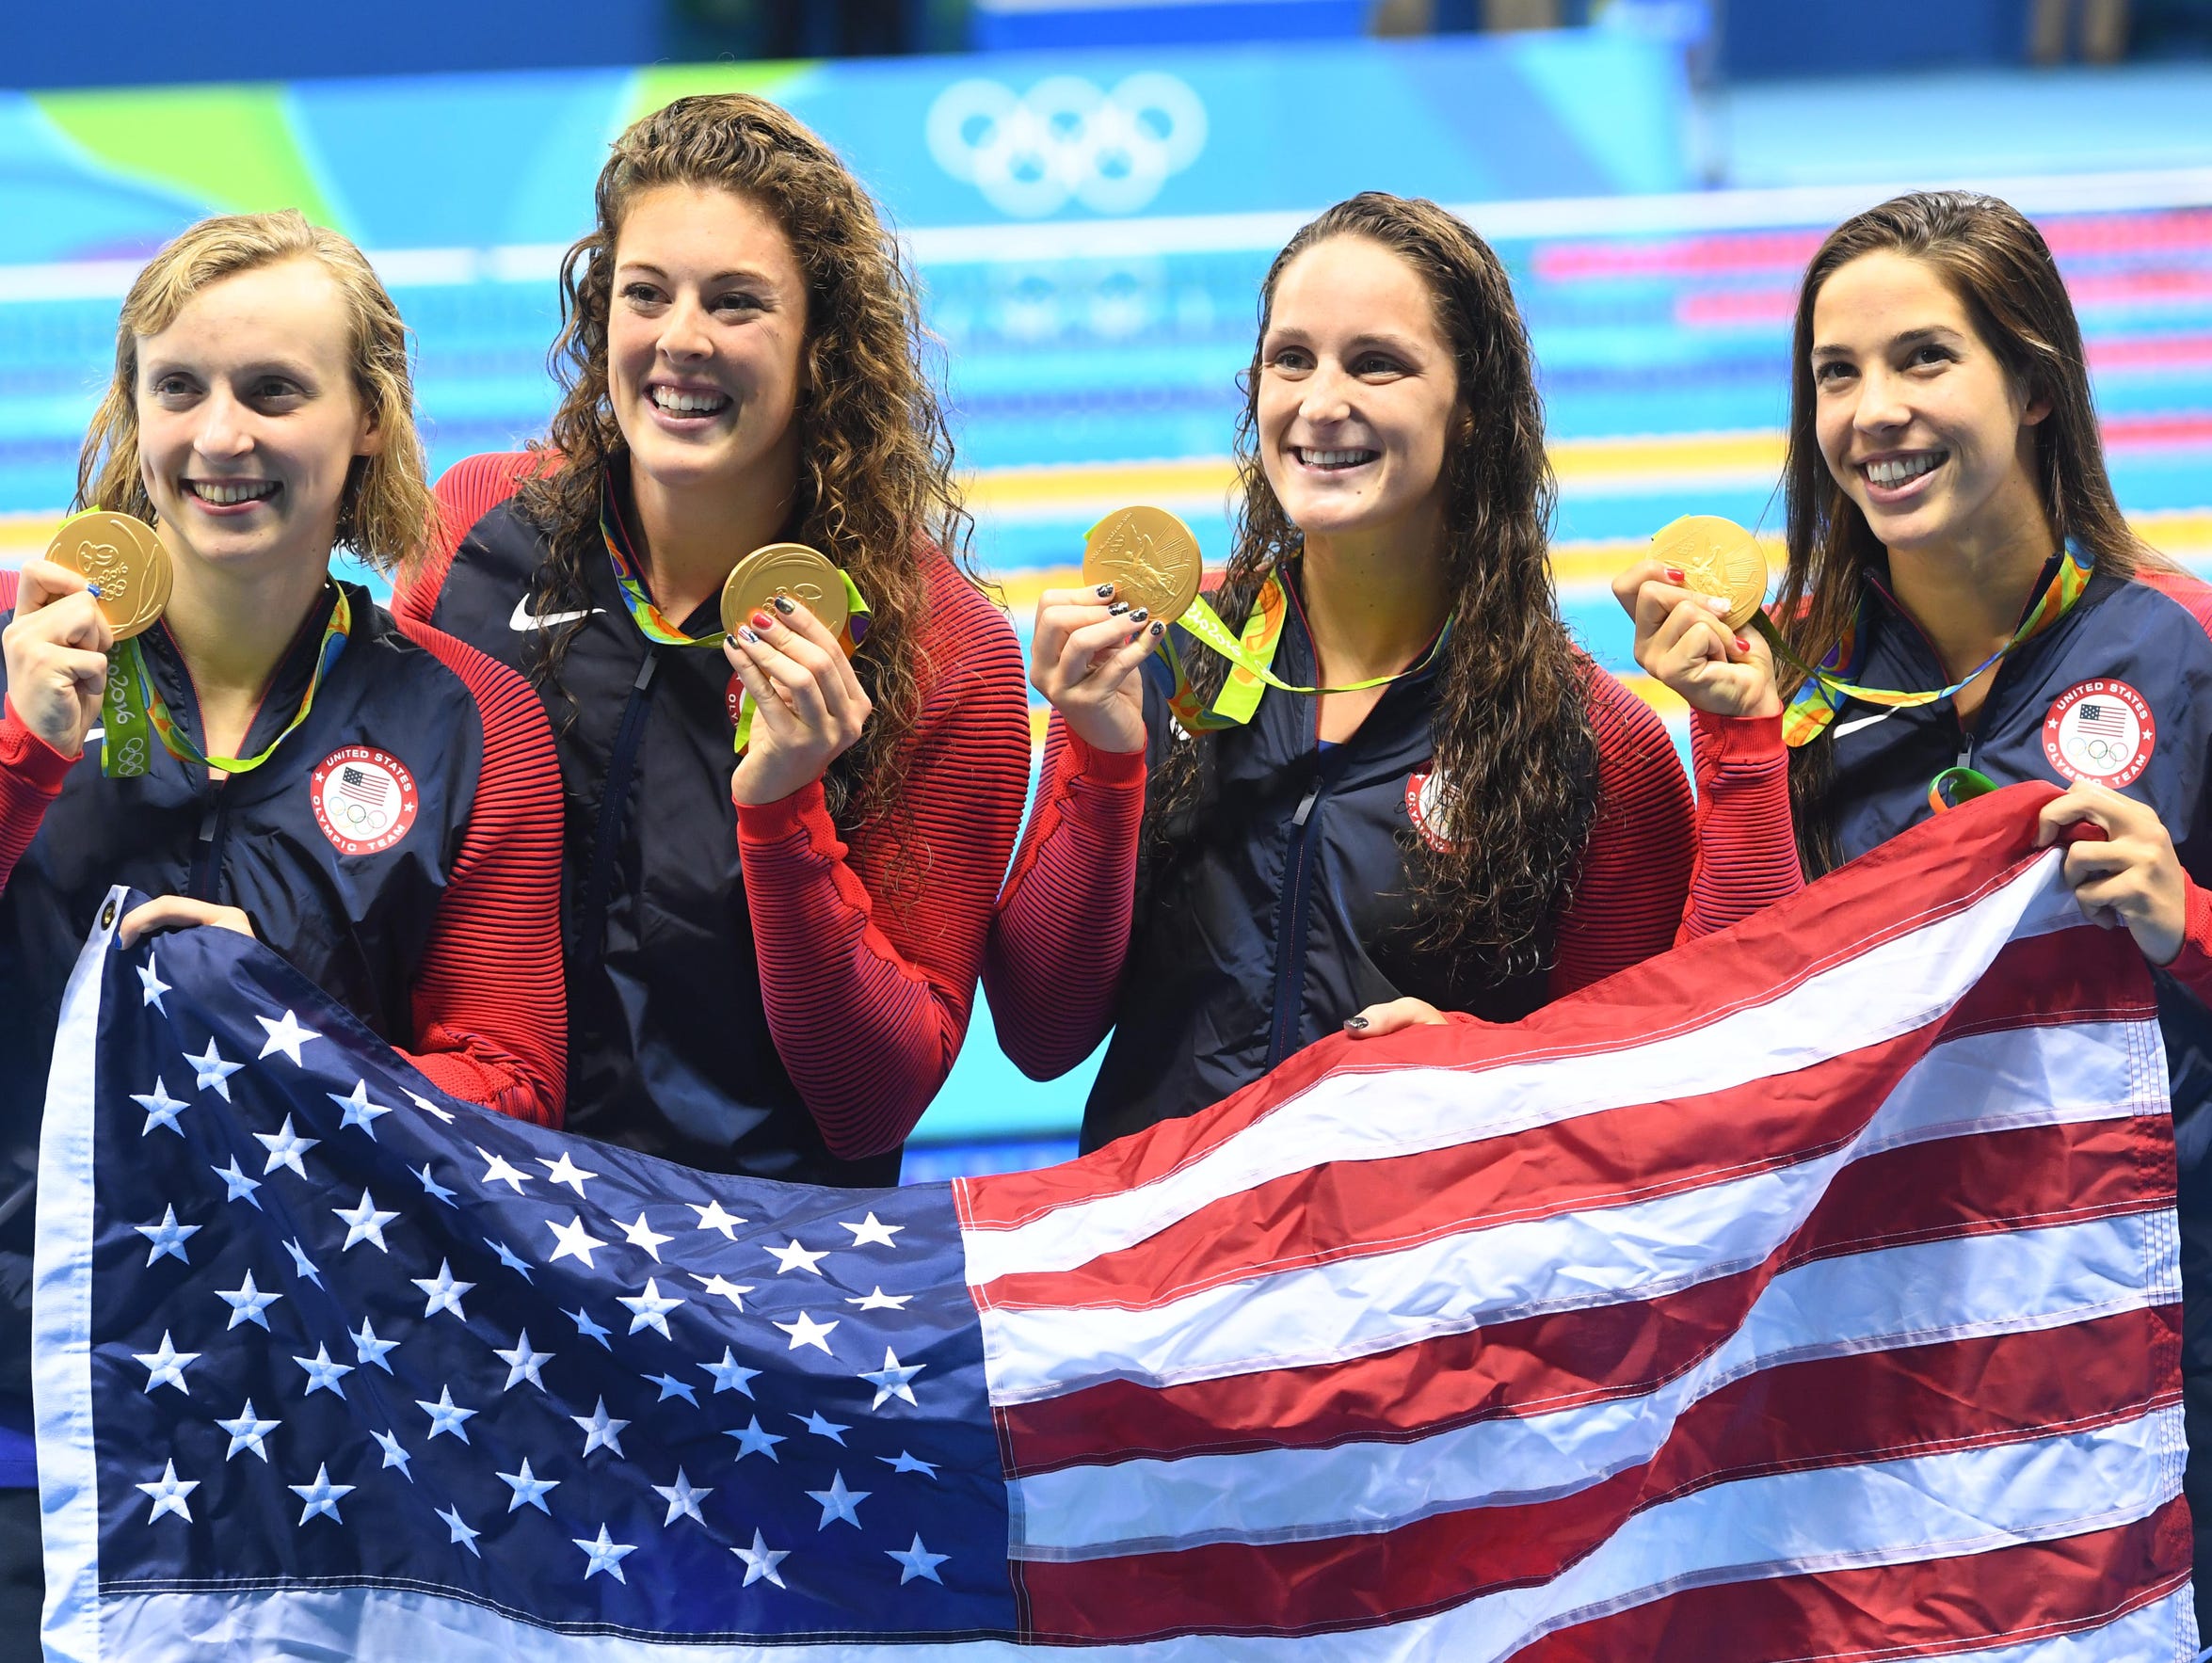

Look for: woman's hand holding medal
[3,560,115,760]
[1028,583,1159,757]
[1613,517,1783,722]
[725,593,873,807]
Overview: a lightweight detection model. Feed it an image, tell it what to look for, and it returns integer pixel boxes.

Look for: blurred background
[5,0,2210,1175]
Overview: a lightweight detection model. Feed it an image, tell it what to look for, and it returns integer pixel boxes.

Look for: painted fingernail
[738,626,760,646]
[750,610,774,632]
[1662,568,1684,584]
[1734,634,1751,653]
[1109,601,1131,616]
[772,596,796,616]
[1344,1015,1370,1031]
[1149,620,1164,638]
[1130,608,1149,623]
[1707,595,1731,613]
[1095,584,1114,598]
[86,583,104,600]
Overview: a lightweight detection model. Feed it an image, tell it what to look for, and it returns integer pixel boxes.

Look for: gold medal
[1083,505,1203,625]
[720,542,849,641]
[1652,514,1769,632]
[44,510,171,641]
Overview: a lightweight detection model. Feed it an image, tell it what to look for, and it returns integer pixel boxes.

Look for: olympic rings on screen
[925,72,1209,216]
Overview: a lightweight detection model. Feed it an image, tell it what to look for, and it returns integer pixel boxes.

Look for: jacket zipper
[577,649,662,966]
[189,793,227,901]
[1265,769,1331,1069]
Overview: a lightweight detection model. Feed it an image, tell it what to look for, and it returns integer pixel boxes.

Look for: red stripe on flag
[1517,1503,2193,1663]
[973,928,2143,1318]
[999,1119,2171,1474]
[1016,1310,2180,1641]
[960,785,2090,1235]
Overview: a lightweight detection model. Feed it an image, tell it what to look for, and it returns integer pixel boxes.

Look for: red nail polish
[1734,635,1751,653]
[749,610,774,633]
[1664,567,1685,584]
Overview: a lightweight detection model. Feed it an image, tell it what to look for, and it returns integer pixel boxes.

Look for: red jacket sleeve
[0,711,74,898]
[733,562,1032,1158]
[394,452,537,625]
[1548,667,1695,997]
[982,712,1147,1080]
[1676,709,1807,943]
[391,616,568,1126]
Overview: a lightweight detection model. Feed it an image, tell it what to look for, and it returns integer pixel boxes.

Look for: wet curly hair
[517,93,975,828]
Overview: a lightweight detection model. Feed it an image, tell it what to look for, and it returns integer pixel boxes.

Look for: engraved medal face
[1082,505,1202,624]
[720,543,848,640]
[45,511,172,640]
[1651,515,1769,631]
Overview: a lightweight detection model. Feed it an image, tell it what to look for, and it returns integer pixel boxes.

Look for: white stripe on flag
[981,1013,2160,1403]
[964,857,2088,1287]
[1009,1210,2176,1557]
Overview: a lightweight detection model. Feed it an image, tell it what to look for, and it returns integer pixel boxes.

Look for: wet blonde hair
[74,209,434,571]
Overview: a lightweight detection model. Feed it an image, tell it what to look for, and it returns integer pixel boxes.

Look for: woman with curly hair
[399,95,1029,1184]
[986,193,1694,1148]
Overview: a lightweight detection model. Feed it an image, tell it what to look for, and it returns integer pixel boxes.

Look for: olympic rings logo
[925,72,1208,217]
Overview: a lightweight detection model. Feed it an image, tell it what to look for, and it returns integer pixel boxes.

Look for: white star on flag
[846,1287,912,1311]
[773,1310,838,1353]
[216,1399,281,1462]
[494,1331,554,1391]
[331,1189,398,1253]
[573,1525,637,1584]
[617,1277,683,1338]
[731,1528,789,1588]
[689,1198,745,1239]
[210,1155,263,1208]
[133,1332,199,1395]
[652,1468,713,1526]
[136,1460,199,1523]
[475,1145,532,1192]
[859,1347,925,1410]
[436,1504,481,1556]
[409,1091,456,1125]
[841,1212,904,1248]
[288,1463,354,1526]
[569,1306,613,1349]
[371,1430,413,1479]
[805,1471,870,1529]
[293,1343,354,1399]
[887,1534,950,1586]
[186,1039,243,1099]
[130,1078,188,1137]
[498,1458,560,1514]
[329,1080,392,1137]
[616,1213,672,1261]
[700,1348,761,1397]
[136,1205,199,1266]
[644,1371,698,1406]
[572,1397,630,1458]
[253,1114,319,1178]
[794,1409,849,1444]
[411,1259,474,1319]
[881,1450,939,1479]
[765,1238,829,1275]
[281,1238,323,1287]
[695,1271,753,1310]
[538,1151,598,1196]
[546,1214,606,1268]
[413,1162,457,1205]
[136,951,170,1012]
[417,1386,477,1443]
[350,1318,400,1373]
[725,1416,785,1463]
[216,1271,282,1332]
[254,1008,320,1065]
[485,1238,535,1281]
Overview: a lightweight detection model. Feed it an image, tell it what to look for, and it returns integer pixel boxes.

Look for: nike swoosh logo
[1834,710,1894,738]
[509,596,603,632]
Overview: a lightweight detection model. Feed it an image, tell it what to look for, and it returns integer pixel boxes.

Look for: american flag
[335,765,388,808]
[2077,700,2130,738]
[32,785,2195,1658]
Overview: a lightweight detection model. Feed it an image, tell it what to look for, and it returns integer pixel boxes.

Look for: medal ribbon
[101,588,351,779]
[1162,570,1454,735]
[1771,543,2093,748]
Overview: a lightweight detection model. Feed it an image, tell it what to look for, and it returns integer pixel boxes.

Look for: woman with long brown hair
[986,192,1694,1149]
[1614,188,2212,1615]
[399,95,1030,1185]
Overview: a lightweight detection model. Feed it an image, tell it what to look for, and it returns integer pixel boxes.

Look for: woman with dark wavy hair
[399,94,1030,1185]
[1614,189,2212,1613]
[986,192,1694,1148]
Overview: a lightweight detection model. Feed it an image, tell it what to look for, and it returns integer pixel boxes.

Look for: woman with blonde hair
[400,95,1029,1184]
[0,208,566,1632]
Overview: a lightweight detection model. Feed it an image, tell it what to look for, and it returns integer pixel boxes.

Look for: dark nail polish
[1344,1015,1370,1031]
[1149,620,1164,637]
[1108,601,1130,616]
[725,632,738,648]
[772,596,796,616]
[738,626,760,646]
[749,610,774,633]
[1130,608,1149,623]
[1095,584,1114,598]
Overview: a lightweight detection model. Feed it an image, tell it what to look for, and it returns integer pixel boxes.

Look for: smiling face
[1810,248,2051,560]
[1256,235,1461,551]
[135,256,379,578]
[606,183,809,508]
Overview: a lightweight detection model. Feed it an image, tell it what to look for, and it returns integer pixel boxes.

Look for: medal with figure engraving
[1652,515,1769,631]
[44,509,171,640]
[1083,505,1203,624]
[720,542,849,641]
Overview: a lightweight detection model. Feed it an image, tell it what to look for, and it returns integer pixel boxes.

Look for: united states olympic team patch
[311,746,420,855]
[2043,679,2156,788]
[1404,767,1460,853]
